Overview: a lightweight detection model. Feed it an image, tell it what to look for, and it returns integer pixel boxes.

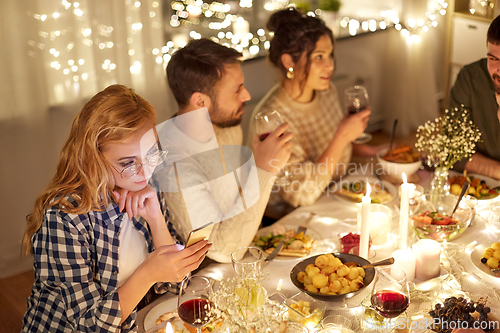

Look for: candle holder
[357,204,392,248]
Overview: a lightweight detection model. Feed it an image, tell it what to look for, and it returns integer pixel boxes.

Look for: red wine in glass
[347,105,367,115]
[371,290,409,318]
[259,132,271,141]
[178,298,212,328]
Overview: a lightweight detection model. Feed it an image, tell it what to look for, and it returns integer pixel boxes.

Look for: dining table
[137,167,500,333]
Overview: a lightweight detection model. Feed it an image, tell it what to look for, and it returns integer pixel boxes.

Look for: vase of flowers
[415,106,482,196]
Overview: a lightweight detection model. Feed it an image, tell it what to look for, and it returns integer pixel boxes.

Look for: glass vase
[430,166,450,197]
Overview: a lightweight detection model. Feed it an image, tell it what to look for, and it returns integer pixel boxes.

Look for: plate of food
[289,253,375,302]
[470,242,500,278]
[144,298,223,333]
[253,223,320,259]
[422,296,500,333]
[333,176,397,205]
[143,298,182,332]
[449,171,500,202]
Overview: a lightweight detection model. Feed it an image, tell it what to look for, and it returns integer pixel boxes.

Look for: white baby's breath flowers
[415,106,482,170]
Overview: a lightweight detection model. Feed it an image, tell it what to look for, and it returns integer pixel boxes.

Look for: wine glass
[254,109,292,186]
[370,267,410,332]
[344,85,372,144]
[177,276,213,333]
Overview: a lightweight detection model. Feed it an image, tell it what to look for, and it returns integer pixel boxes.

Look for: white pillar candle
[359,183,371,259]
[413,239,441,281]
[399,173,410,249]
[392,248,416,282]
[232,17,249,38]
[166,322,173,333]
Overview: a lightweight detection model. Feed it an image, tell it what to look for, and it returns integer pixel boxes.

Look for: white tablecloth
[137,169,500,332]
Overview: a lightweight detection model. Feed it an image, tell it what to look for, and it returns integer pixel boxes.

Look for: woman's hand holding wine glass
[178,276,214,333]
[344,85,372,144]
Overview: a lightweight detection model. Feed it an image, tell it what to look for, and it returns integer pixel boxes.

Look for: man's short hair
[166,39,243,108]
[488,15,500,45]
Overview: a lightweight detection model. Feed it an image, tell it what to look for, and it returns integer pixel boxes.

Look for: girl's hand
[113,187,162,222]
[141,241,212,284]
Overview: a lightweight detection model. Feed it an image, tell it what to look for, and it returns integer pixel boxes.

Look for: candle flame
[402,172,407,184]
[277,278,283,291]
[166,322,173,333]
[365,182,371,197]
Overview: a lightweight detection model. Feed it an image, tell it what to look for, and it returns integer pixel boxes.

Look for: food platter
[254,224,321,260]
[449,171,500,204]
[290,253,375,302]
[333,175,397,205]
[143,298,183,332]
[470,243,500,278]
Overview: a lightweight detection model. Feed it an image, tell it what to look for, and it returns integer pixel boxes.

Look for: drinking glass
[344,85,372,144]
[398,184,425,215]
[370,267,409,332]
[254,109,293,186]
[231,246,263,279]
[177,276,213,333]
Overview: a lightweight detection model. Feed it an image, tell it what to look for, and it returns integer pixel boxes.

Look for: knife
[297,212,316,234]
[143,315,176,333]
[263,240,285,265]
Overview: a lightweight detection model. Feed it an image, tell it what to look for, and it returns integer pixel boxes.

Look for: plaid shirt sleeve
[154,191,182,295]
[23,206,130,333]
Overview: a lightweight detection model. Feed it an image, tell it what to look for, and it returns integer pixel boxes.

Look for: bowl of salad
[411,194,472,242]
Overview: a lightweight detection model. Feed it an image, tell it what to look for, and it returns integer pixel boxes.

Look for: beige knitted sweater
[247,83,352,208]
[154,119,276,263]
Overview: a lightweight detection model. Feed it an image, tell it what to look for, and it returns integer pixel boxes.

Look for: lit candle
[413,239,441,281]
[391,248,416,282]
[166,322,173,333]
[399,173,410,249]
[359,183,371,259]
[232,17,249,38]
[277,278,283,292]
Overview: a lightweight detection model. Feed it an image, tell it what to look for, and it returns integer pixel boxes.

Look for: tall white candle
[359,183,371,259]
[392,248,416,282]
[413,239,441,281]
[399,173,410,249]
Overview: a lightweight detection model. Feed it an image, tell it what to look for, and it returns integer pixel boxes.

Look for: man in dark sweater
[449,15,500,179]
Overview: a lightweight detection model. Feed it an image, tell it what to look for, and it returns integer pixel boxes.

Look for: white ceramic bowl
[376,147,422,180]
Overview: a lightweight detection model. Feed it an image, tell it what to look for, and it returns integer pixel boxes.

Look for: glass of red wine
[370,267,410,331]
[254,109,292,186]
[177,276,213,333]
[344,85,372,144]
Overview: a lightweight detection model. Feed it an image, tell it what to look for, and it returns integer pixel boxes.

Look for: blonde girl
[22,84,210,332]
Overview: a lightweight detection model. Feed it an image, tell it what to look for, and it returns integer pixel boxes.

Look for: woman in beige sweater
[247,8,378,217]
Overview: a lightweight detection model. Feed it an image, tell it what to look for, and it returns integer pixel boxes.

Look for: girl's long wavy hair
[22,84,156,255]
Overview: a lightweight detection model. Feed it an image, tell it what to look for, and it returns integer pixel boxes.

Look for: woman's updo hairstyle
[267,7,334,75]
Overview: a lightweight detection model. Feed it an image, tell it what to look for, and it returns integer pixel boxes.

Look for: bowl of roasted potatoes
[290,253,375,301]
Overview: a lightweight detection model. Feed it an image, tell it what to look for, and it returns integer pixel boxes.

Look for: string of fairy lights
[29,0,458,78]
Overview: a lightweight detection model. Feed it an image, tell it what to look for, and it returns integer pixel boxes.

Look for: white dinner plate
[332,175,398,205]
[143,298,186,332]
[449,171,500,205]
[470,243,499,278]
[254,223,321,260]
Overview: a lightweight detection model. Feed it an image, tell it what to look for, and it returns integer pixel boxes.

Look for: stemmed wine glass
[370,267,410,332]
[344,85,372,144]
[254,109,292,186]
[177,276,213,333]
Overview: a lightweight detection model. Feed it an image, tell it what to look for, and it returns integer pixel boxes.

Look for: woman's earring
[286,67,294,79]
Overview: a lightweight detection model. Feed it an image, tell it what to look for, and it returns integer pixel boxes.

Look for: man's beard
[209,98,245,128]
[493,73,500,94]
